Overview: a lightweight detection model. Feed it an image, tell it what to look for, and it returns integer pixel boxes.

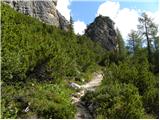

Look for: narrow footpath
[71,72,103,119]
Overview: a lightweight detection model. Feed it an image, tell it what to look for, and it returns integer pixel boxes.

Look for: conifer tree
[116,28,126,58]
[69,16,74,33]
[127,30,142,53]
[138,13,158,63]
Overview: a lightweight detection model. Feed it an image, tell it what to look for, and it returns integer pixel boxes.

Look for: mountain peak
[85,15,117,51]
[4,0,69,31]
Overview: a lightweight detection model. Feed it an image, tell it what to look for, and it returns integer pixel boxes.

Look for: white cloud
[97,1,159,39]
[145,10,160,32]
[56,0,159,37]
[97,1,120,20]
[73,20,87,35]
[153,10,160,33]
[97,1,140,40]
[56,0,71,21]
[115,8,139,39]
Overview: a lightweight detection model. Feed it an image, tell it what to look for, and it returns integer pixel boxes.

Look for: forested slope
[1,4,106,118]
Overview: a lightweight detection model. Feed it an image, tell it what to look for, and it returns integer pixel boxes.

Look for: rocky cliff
[3,0,69,31]
[85,15,117,51]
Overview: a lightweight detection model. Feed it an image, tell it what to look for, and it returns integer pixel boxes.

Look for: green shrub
[143,87,159,117]
[82,56,158,119]
[82,82,145,119]
[1,81,76,119]
[1,3,106,83]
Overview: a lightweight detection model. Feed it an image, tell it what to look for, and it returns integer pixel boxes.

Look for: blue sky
[70,2,103,24]
[70,0,159,25]
[57,0,159,39]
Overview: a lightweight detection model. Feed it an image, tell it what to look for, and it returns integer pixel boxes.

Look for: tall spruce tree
[138,12,158,63]
[69,16,74,33]
[127,30,142,53]
[116,28,126,58]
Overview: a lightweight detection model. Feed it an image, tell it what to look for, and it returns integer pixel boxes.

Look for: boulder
[69,82,81,89]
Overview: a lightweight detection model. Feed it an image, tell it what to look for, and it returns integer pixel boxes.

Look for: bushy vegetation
[1,3,158,119]
[82,55,158,119]
[1,4,106,84]
[1,81,75,118]
[1,3,106,118]
[81,13,159,119]
[82,82,145,119]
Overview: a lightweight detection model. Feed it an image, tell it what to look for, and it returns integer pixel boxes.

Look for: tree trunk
[145,21,151,63]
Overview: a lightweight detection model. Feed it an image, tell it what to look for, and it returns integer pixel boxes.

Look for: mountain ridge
[3,0,70,31]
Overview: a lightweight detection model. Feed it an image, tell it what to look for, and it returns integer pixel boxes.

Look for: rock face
[3,0,69,31]
[85,15,117,51]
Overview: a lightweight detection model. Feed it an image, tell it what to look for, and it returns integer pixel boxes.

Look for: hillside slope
[1,4,106,118]
[1,3,158,119]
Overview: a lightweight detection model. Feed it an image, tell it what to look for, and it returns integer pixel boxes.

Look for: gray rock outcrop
[3,0,69,31]
[85,15,117,51]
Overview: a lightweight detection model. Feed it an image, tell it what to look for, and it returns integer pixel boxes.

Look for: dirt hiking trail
[71,72,103,119]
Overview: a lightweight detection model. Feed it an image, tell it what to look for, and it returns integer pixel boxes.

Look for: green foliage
[105,57,156,93]
[1,3,158,119]
[116,28,126,59]
[82,55,158,118]
[151,36,159,73]
[1,3,106,119]
[69,16,74,33]
[105,57,158,117]
[143,87,159,116]
[138,12,158,63]
[1,81,76,119]
[1,3,105,83]
[127,30,142,53]
[82,82,145,119]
